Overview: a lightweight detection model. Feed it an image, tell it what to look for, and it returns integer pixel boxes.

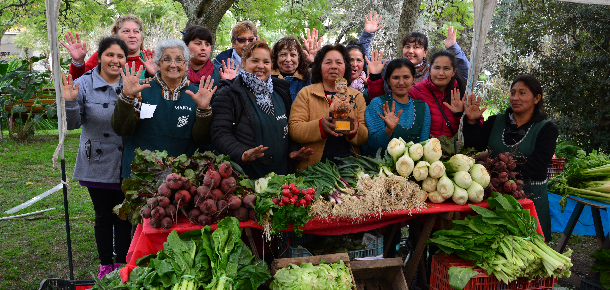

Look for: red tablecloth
[119,198,542,282]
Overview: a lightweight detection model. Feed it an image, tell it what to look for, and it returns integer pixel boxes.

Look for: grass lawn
[0,129,99,289]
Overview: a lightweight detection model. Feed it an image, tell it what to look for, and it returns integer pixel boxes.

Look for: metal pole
[61,158,74,280]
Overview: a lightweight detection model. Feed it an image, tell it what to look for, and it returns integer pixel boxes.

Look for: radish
[220,177,237,194]
[242,194,257,209]
[165,173,183,190]
[158,183,172,198]
[218,163,233,178]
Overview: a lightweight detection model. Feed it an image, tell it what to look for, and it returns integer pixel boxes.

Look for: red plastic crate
[430,253,557,290]
[547,158,566,179]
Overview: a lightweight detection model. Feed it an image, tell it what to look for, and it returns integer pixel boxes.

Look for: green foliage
[498,1,610,152]
[448,266,478,290]
[421,0,474,52]
[591,249,610,289]
[554,141,581,161]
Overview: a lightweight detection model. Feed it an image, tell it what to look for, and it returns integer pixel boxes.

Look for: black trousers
[88,187,132,264]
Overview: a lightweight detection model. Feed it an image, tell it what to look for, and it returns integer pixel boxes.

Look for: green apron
[245,90,289,179]
[488,114,551,241]
[379,94,427,143]
[122,82,200,178]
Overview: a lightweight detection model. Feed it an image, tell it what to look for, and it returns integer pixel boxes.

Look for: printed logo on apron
[177,115,190,128]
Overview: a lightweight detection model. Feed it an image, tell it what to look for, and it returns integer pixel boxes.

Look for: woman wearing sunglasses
[213,20,258,68]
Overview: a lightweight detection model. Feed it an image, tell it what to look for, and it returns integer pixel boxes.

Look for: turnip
[157,196,170,208]
[151,206,166,220]
[196,185,211,199]
[218,162,233,178]
[199,199,217,215]
[161,217,173,229]
[210,188,224,201]
[228,196,242,210]
[217,200,228,214]
[139,206,152,219]
[220,177,237,194]
[165,173,183,190]
[242,194,257,209]
[147,197,159,209]
[158,183,172,198]
[203,170,222,189]
[198,214,212,226]
[232,207,249,222]
[248,208,256,221]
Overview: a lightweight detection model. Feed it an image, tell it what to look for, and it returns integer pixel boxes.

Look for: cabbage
[408,143,424,161]
[452,171,472,189]
[396,154,415,178]
[254,173,274,193]
[413,161,430,181]
[428,161,446,179]
[422,138,442,163]
[469,164,490,188]
[437,174,454,199]
[446,154,472,173]
[467,181,485,203]
[270,260,354,290]
[451,183,468,205]
[422,177,438,192]
[427,191,446,203]
[387,138,407,163]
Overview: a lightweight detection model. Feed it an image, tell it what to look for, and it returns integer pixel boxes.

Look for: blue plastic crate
[277,231,383,259]
[581,277,606,290]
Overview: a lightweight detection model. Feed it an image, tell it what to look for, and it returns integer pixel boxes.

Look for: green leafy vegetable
[448,266,478,290]
[270,260,354,290]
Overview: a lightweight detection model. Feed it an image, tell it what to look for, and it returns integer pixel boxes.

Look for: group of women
[60,12,558,279]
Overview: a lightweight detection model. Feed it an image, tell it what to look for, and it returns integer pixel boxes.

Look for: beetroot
[249,208,256,221]
[140,206,152,219]
[165,204,177,218]
[232,207,248,222]
[158,183,172,198]
[217,200,228,214]
[158,196,170,208]
[193,194,203,207]
[166,173,183,190]
[189,208,202,223]
[161,217,173,229]
[149,218,161,228]
[147,197,159,209]
[151,206,166,220]
[189,186,197,196]
[242,194,257,209]
[228,196,242,210]
[198,214,212,226]
[197,186,211,198]
[176,190,191,204]
[200,199,217,215]
[220,177,237,194]
[181,178,192,190]
[203,170,222,189]
[210,189,224,201]
[218,163,233,178]
[503,181,513,193]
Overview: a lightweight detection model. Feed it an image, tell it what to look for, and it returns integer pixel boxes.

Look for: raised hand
[289,147,315,160]
[241,145,269,162]
[186,75,217,109]
[302,28,323,64]
[464,94,486,124]
[345,118,360,137]
[59,31,87,65]
[141,49,156,75]
[364,11,383,33]
[61,73,79,101]
[443,26,457,48]
[379,100,403,132]
[365,50,388,75]
[443,88,465,113]
[220,59,238,80]
[120,62,150,97]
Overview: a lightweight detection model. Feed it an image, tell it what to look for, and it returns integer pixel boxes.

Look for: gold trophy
[329,77,357,133]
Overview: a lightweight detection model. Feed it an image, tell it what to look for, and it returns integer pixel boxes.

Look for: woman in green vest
[111,39,216,178]
[365,55,431,154]
[461,75,559,241]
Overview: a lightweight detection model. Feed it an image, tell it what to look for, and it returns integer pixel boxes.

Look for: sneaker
[97,264,114,279]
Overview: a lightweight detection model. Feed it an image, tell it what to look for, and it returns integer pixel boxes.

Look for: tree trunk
[176,0,237,43]
[396,0,422,57]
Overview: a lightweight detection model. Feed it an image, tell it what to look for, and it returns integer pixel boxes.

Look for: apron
[487,113,551,241]
[379,94,426,143]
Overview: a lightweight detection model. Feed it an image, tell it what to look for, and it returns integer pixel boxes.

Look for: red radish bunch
[273,183,315,208]
[473,151,528,199]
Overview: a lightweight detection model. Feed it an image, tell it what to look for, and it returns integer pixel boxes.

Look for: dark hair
[384,58,416,85]
[271,36,310,80]
[511,75,544,112]
[310,44,352,85]
[345,40,367,78]
[241,40,271,66]
[429,50,466,102]
[182,25,214,46]
[97,37,128,59]
[402,32,428,50]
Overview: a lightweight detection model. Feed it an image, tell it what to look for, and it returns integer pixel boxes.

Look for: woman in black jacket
[210,41,313,179]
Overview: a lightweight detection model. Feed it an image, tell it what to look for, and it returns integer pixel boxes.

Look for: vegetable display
[270,260,354,290]
[91,217,270,290]
[590,249,610,289]
[472,151,527,199]
[427,194,572,286]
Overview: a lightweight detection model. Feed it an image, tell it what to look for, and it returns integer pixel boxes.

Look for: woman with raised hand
[289,44,368,170]
[182,25,238,85]
[462,75,558,241]
[211,41,313,179]
[365,55,431,154]
[111,40,215,178]
[271,36,311,101]
[62,36,132,279]
[61,15,154,80]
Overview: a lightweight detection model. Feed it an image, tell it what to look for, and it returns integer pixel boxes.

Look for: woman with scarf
[182,25,238,85]
[211,41,313,179]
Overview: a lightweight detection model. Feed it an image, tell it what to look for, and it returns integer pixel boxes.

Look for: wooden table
[554,195,609,253]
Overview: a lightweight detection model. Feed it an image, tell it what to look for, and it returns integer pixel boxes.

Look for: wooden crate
[351,257,408,290]
[271,252,356,289]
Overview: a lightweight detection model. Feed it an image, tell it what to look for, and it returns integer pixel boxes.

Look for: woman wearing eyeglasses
[213,21,258,68]
[111,40,216,178]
